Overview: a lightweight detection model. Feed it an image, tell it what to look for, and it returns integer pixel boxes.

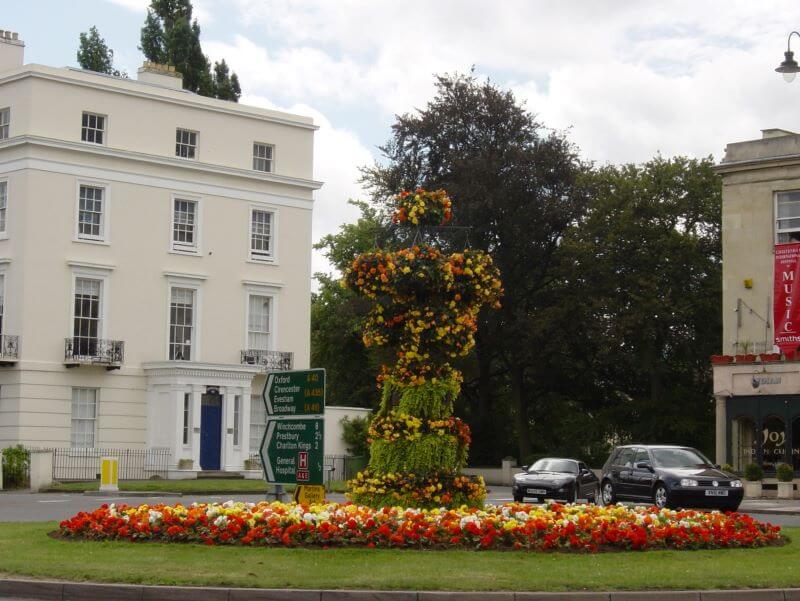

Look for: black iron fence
[240,349,293,370]
[26,447,171,481]
[64,337,125,367]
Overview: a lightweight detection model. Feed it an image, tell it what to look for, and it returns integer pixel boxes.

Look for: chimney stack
[137,61,184,90]
[0,30,24,73]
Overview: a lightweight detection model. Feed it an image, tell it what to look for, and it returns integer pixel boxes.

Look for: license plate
[527,488,547,495]
[705,490,728,496]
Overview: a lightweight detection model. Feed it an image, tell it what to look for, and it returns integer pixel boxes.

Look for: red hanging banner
[774,243,800,352]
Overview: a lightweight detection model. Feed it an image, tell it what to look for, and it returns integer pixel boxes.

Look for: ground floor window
[731,416,756,472]
[71,388,97,448]
[182,392,191,445]
[249,394,266,456]
[762,415,787,471]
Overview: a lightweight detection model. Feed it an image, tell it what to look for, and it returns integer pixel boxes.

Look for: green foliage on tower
[344,189,503,509]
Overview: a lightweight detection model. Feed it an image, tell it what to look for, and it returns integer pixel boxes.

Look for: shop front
[714,362,800,474]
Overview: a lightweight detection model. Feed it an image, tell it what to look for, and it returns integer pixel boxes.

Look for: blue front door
[200,394,222,470]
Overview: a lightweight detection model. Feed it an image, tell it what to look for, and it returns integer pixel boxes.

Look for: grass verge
[44,480,348,494]
[0,522,797,591]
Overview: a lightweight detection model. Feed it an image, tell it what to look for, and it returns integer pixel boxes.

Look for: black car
[512,457,599,503]
[600,445,744,511]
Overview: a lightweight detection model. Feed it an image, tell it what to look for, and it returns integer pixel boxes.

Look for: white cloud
[106,0,213,24]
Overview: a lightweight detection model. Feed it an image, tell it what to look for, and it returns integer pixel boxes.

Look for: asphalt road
[1,487,799,526]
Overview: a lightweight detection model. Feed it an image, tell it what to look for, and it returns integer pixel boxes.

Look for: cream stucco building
[0,31,322,476]
[713,128,800,475]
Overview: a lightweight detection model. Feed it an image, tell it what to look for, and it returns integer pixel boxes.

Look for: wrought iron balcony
[240,349,293,371]
[64,337,124,370]
[0,334,19,365]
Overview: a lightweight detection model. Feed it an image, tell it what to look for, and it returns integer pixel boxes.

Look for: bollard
[100,456,119,492]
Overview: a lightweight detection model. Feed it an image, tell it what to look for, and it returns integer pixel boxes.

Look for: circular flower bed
[58,501,783,552]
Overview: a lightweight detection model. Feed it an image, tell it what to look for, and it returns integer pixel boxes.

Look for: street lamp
[776,31,800,82]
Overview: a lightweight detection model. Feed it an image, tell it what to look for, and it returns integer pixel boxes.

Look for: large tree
[77,26,124,77]
[140,0,241,101]
[361,73,592,463]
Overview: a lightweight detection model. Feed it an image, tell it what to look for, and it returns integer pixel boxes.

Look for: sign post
[259,369,325,502]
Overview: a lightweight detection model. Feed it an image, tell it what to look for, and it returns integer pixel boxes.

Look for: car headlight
[730,480,743,488]
[680,478,699,487]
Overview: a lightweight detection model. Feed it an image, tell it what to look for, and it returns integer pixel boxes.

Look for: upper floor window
[172,198,198,252]
[777,191,800,243]
[73,277,102,357]
[169,287,195,361]
[0,108,9,140]
[77,185,105,241]
[250,208,273,261]
[81,112,105,145]
[0,181,7,235]
[176,128,197,159]
[247,294,271,351]
[253,143,273,172]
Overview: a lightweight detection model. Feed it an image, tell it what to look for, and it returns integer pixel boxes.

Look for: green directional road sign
[263,369,325,417]
[259,417,324,485]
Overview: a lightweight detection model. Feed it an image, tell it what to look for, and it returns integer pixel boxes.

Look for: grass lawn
[0,522,797,592]
[44,480,348,494]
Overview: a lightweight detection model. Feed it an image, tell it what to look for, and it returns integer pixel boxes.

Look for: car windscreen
[650,448,713,468]
[529,459,578,474]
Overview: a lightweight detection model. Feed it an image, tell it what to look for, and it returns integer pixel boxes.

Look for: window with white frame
[247,295,271,351]
[250,208,273,260]
[182,392,191,445]
[249,394,266,455]
[233,395,241,446]
[73,278,102,357]
[777,191,800,243]
[253,143,273,172]
[0,180,7,234]
[172,198,198,251]
[176,128,197,159]
[0,108,9,140]
[0,274,5,336]
[77,185,105,240]
[71,388,97,448]
[169,287,195,360]
[81,112,105,144]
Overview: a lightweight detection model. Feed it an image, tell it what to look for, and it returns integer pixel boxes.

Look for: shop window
[731,416,757,471]
[762,415,787,471]
[793,417,800,472]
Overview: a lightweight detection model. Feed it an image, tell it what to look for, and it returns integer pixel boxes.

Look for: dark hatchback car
[600,445,744,511]
[512,458,599,503]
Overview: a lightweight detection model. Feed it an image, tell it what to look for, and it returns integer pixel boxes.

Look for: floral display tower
[345,189,503,508]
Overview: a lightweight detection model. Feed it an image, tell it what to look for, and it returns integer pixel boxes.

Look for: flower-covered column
[345,189,503,509]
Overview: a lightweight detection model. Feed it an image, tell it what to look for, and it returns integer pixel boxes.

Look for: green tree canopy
[77,26,124,77]
[140,0,241,101]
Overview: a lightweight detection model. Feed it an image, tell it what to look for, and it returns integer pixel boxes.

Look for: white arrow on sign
[262,420,276,481]
[264,373,275,415]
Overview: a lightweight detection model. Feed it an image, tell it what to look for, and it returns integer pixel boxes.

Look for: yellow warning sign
[100,456,119,492]
[293,484,326,505]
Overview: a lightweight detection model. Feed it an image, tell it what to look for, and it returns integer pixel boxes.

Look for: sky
[7,0,800,279]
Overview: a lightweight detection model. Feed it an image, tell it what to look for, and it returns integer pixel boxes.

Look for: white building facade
[0,32,320,476]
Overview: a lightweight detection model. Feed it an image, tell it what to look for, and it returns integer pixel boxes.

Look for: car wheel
[653,483,669,509]
[601,480,616,505]
[587,485,598,504]
[570,485,578,504]
[513,493,524,503]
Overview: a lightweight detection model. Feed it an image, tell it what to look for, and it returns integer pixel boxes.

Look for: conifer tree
[77,26,124,77]
[139,0,240,101]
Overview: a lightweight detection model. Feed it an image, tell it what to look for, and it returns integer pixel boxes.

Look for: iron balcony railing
[240,349,293,371]
[64,337,124,369]
[0,334,19,363]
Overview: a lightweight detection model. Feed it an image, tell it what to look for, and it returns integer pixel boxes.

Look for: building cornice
[714,154,800,175]
[0,67,318,131]
[142,361,261,381]
[0,156,314,210]
[0,135,322,191]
